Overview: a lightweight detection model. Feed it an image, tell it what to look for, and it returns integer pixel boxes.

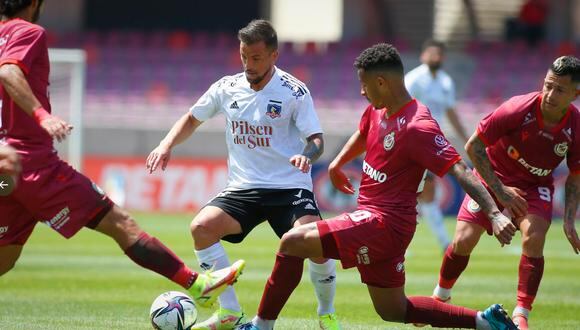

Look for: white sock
[475,312,492,330]
[252,316,275,330]
[419,201,451,250]
[433,284,452,300]
[512,306,530,318]
[194,242,241,312]
[308,259,337,315]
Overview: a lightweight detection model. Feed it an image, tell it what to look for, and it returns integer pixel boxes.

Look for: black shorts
[206,188,321,243]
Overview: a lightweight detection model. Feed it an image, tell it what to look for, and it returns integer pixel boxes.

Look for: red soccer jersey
[357,100,461,230]
[0,18,56,171]
[477,92,580,188]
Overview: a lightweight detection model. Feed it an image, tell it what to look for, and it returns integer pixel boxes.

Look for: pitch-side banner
[84,157,569,217]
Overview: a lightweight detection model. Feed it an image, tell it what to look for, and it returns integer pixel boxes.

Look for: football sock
[404,296,477,328]
[124,232,196,288]
[438,244,470,289]
[308,259,337,315]
[195,242,241,312]
[475,312,492,330]
[419,201,451,250]
[252,316,275,330]
[517,255,544,310]
[257,252,304,320]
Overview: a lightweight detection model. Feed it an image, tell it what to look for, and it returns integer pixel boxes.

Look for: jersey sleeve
[476,99,521,146]
[358,106,373,138]
[0,26,45,74]
[567,133,580,174]
[409,121,462,177]
[292,92,323,138]
[189,80,221,121]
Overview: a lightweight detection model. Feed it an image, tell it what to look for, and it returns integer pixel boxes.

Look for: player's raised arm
[328,130,366,195]
[465,132,528,217]
[563,173,580,253]
[147,113,202,173]
[447,159,517,246]
[289,133,324,173]
[0,63,72,142]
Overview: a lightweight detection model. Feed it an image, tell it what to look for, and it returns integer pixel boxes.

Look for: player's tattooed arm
[302,133,324,162]
[448,160,516,246]
[290,133,324,173]
[563,174,580,254]
[466,133,528,217]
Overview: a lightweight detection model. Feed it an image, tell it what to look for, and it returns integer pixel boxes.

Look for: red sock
[517,255,544,310]
[257,252,304,320]
[439,245,470,289]
[405,296,477,328]
[124,232,197,289]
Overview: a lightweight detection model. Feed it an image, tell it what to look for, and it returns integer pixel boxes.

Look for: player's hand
[146,144,172,173]
[328,164,355,195]
[40,115,73,142]
[563,222,580,254]
[0,145,21,176]
[490,212,517,246]
[496,185,528,218]
[289,154,312,173]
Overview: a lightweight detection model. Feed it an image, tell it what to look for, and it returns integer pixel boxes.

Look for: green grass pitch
[1,212,579,329]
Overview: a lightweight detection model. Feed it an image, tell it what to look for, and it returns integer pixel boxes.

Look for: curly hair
[551,56,580,83]
[0,0,41,17]
[353,43,404,75]
[238,19,278,51]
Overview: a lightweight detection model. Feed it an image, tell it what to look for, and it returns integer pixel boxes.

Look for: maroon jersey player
[432,56,580,330]
[237,43,518,330]
[0,0,244,308]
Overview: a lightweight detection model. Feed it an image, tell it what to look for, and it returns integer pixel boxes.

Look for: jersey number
[348,210,372,222]
[538,187,551,202]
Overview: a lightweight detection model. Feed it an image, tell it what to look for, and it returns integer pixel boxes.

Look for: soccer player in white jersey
[405,40,470,252]
[147,19,339,330]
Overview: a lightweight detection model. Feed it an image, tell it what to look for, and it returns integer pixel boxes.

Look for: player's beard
[428,63,442,71]
[245,66,272,86]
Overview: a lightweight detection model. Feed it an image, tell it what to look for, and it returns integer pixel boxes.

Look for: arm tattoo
[469,138,504,197]
[451,161,500,219]
[564,175,579,225]
[302,134,324,162]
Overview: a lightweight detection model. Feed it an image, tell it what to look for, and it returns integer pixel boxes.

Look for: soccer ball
[149,291,197,330]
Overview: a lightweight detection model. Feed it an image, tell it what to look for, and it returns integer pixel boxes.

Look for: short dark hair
[422,39,446,52]
[0,0,41,17]
[237,19,278,51]
[550,56,580,83]
[353,43,404,75]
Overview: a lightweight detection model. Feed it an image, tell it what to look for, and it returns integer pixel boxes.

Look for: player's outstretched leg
[192,306,246,330]
[189,259,246,308]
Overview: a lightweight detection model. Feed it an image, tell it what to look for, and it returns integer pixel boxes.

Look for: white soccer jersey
[405,64,456,124]
[190,66,323,190]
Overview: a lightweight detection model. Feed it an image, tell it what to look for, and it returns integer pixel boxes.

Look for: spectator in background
[405,40,469,252]
[506,0,548,47]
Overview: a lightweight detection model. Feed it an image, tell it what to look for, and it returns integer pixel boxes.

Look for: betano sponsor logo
[507,145,552,177]
[362,160,387,183]
[231,120,273,149]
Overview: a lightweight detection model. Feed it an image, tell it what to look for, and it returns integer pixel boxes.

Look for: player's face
[358,69,386,109]
[421,46,444,71]
[541,70,579,114]
[240,41,278,86]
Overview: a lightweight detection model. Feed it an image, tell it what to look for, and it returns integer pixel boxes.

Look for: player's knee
[451,237,475,255]
[521,231,546,253]
[280,229,306,255]
[190,219,218,243]
[375,307,404,323]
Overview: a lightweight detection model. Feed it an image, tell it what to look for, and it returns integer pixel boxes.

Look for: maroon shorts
[317,209,415,288]
[457,184,553,234]
[0,160,113,246]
